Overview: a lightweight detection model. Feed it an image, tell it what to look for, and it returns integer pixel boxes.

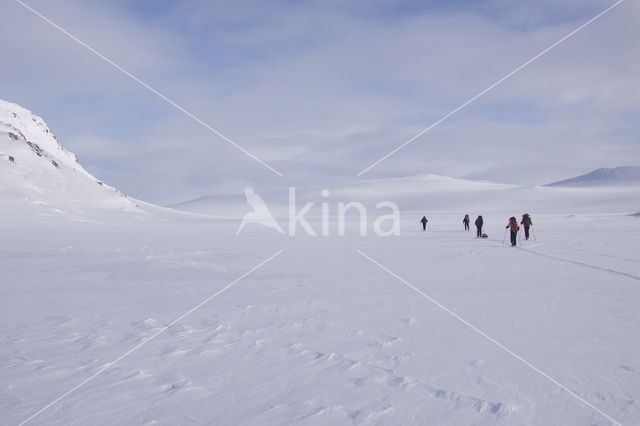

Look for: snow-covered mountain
[0,99,143,220]
[547,166,640,187]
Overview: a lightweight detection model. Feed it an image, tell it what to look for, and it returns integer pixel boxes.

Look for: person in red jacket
[506,216,519,246]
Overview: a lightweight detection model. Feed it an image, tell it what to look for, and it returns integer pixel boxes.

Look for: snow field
[1,213,639,425]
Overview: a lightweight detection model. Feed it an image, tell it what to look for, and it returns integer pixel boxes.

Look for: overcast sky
[2,0,638,204]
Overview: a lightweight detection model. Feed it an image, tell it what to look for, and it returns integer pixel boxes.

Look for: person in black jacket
[474,215,483,238]
[420,216,428,231]
[521,214,533,240]
[463,214,470,231]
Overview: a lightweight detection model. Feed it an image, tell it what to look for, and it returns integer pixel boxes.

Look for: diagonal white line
[18,250,283,426]
[13,0,283,177]
[357,0,626,176]
[355,249,622,426]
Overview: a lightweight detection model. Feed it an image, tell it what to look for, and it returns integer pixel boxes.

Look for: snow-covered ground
[2,99,640,425]
[2,211,640,425]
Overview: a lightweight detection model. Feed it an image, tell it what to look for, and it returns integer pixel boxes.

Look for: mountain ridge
[547,166,640,187]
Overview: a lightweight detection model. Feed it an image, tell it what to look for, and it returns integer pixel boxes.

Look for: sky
[1,0,638,205]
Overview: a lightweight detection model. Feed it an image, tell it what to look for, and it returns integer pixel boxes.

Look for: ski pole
[532,227,537,241]
[502,229,507,245]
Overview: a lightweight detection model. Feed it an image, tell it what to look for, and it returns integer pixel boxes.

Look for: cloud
[1,0,638,204]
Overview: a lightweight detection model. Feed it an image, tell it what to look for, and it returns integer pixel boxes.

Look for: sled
[481,234,488,238]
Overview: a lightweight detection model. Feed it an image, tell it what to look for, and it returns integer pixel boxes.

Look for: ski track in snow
[545,242,640,265]
[481,234,640,282]
[516,246,640,282]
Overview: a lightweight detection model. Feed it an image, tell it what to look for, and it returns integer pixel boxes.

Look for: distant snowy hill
[169,174,517,218]
[547,166,640,187]
[170,193,247,217]
[171,172,640,218]
[0,98,143,220]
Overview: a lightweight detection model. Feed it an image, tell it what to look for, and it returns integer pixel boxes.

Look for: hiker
[506,216,519,246]
[463,214,470,231]
[420,216,428,231]
[521,213,533,240]
[474,215,483,238]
